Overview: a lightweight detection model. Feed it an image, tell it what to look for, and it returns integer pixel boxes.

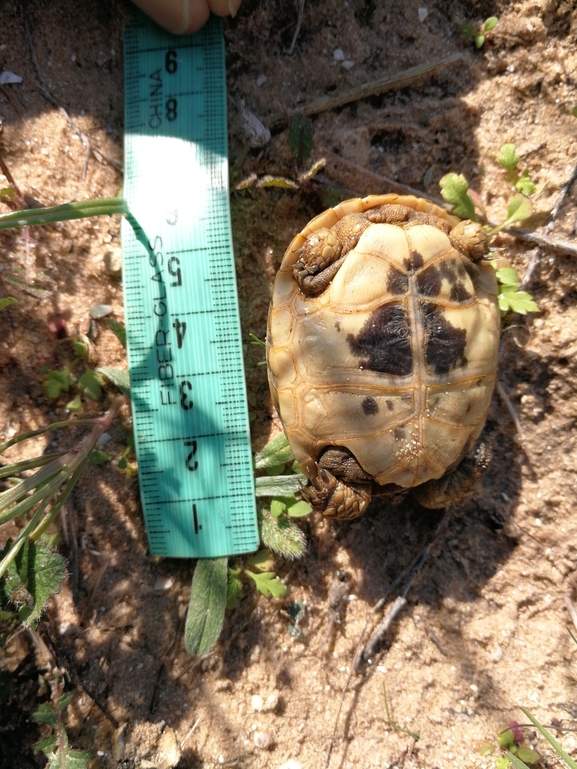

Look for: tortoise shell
[267,194,500,506]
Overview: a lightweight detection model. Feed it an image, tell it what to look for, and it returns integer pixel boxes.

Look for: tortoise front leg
[413,441,491,509]
[293,213,372,296]
[302,447,372,519]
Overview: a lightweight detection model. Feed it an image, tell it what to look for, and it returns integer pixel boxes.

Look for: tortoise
[266,194,500,519]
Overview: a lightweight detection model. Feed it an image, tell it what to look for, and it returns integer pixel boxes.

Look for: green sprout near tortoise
[440,143,539,317]
[462,16,499,48]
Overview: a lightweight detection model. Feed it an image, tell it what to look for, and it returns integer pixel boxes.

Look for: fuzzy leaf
[45,748,91,769]
[498,144,520,171]
[245,570,287,599]
[254,432,295,470]
[0,297,16,311]
[0,540,67,627]
[260,509,306,559]
[439,173,477,220]
[97,367,131,398]
[255,474,305,496]
[184,557,227,656]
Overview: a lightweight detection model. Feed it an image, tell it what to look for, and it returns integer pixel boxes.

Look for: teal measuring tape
[122,15,258,558]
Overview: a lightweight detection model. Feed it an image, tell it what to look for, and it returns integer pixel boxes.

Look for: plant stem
[0,197,128,230]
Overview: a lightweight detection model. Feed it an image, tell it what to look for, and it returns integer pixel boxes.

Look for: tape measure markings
[123,16,258,558]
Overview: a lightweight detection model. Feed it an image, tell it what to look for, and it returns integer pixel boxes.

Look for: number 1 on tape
[122,15,259,558]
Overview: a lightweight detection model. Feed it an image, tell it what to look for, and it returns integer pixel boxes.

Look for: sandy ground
[1,0,577,767]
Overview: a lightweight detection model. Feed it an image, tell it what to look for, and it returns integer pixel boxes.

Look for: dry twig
[287,0,306,56]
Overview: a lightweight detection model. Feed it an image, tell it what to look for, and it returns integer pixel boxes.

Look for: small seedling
[462,16,499,48]
[382,683,420,742]
[492,263,539,315]
[33,675,91,769]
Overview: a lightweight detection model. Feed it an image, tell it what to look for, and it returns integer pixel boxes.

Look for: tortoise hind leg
[302,447,372,520]
[413,441,491,509]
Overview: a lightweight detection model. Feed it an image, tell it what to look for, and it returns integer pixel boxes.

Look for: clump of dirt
[1,1,577,767]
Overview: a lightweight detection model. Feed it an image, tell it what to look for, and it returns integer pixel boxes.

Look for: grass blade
[0,197,128,230]
[520,708,577,769]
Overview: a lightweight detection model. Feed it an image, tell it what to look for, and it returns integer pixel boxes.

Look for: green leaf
[108,319,127,348]
[46,747,91,769]
[461,23,475,38]
[483,16,498,31]
[226,568,243,609]
[34,734,58,754]
[79,369,103,401]
[498,144,520,171]
[495,267,520,286]
[520,708,577,769]
[516,748,540,764]
[184,557,228,656]
[254,432,295,469]
[270,499,287,518]
[515,176,536,196]
[88,450,111,465]
[572,105,577,119]
[45,370,70,398]
[491,194,533,234]
[286,500,312,518]
[258,176,299,189]
[499,285,539,314]
[58,690,74,711]
[504,752,531,769]
[498,727,515,748]
[288,114,314,162]
[0,297,17,312]
[255,474,306,496]
[245,570,287,599]
[73,339,89,358]
[247,548,275,572]
[66,393,83,413]
[0,540,67,626]
[475,34,485,48]
[260,509,306,559]
[97,366,131,398]
[32,702,58,726]
[439,173,477,220]
[0,196,128,231]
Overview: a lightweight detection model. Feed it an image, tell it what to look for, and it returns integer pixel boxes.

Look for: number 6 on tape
[122,14,259,558]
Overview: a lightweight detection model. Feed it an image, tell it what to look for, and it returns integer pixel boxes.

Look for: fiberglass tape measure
[122,15,258,558]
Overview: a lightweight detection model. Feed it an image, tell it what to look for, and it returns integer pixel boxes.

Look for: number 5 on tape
[122,15,259,558]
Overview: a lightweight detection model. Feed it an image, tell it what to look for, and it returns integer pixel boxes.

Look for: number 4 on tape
[122,14,259,558]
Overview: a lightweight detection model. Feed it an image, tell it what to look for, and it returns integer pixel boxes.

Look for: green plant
[32,674,90,769]
[439,143,540,318]
[184,432,311,656]
[462,16,499,48]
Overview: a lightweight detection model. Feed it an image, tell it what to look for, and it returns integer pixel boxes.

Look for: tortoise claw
[302,468,371,520]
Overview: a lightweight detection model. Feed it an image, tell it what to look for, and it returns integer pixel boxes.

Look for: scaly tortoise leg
[293,213,372,296]
[413,441,491,509]
[302,447,372,520]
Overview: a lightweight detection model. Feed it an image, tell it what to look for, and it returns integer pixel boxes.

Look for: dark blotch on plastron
[385,399,394,411]
[362,396,379,415]
[387,267,409,295]
[450,282,472,303]
[394,427,406,440]
[404,249,424,273]
[334,320,341,332]
[416,265,442,297]
[421,302,467,374]
[347,303,412,376]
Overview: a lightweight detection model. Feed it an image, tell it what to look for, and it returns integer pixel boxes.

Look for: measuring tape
[122,14,258,558]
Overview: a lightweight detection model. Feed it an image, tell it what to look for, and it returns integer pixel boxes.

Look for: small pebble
[154,576,174,591]
[333,48,344,61]
[256,74,267,87]
[418,7,428,21]
[253,731,272,750]
[90,303,113,319]
[342,60,355,70]
[279,762,302,769]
